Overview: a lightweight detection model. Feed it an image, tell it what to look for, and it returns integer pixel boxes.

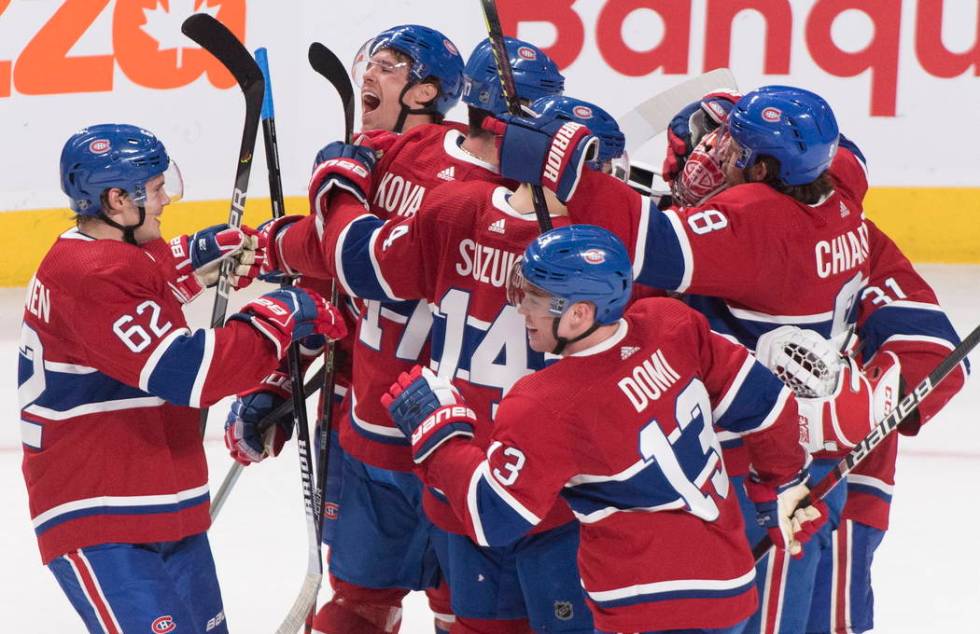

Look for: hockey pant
[48,532,226,634]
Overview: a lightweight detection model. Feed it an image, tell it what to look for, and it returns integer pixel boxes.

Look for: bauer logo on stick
[88,139,111,154]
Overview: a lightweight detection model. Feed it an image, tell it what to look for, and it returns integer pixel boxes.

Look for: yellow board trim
[1,188,978,287]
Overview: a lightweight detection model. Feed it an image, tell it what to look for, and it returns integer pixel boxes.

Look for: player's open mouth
[362,91,380,113]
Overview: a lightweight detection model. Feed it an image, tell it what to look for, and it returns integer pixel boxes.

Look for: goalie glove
[745,477,828,558]
[756,326,902,455]
[382,365,476,463]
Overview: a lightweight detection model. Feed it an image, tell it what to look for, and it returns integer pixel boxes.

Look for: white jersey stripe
[586,567,755,602]
[32,483,210,529]
[25,396,165,422]
[190,329,215,409]
[138,328,191,393]
[712,355,755,422]
[662,208,693,293]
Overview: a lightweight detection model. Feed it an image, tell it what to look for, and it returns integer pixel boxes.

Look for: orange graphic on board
[6,0,245,97]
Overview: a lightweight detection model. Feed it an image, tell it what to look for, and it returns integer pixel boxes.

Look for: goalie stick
[479,0,553,233]
[181,13,265,437]
[752,321,979,562]
[620,67,738,155]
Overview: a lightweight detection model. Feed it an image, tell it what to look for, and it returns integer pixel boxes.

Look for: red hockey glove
[382,366,476,463]
[745,478,828,558]
[255,215,304,283]
[228,288,347,358]
[308,142,377,213]
[166,224,265,303]
[661,90,740,184]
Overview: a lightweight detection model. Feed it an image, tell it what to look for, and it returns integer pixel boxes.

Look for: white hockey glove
[756,326,901,455]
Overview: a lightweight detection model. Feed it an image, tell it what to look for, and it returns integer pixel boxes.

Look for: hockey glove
[309,142,377,212]
[224,369,295,465]
[482,112,599,203]
[255,215,304,283]
[662,90,740,184]
[745,478,827,558]
[228,288,347,358]
[756,326,901,456]
[381,365,476,463]
[168,224,265,303]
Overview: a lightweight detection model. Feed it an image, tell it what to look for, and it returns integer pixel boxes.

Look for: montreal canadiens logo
[572,105,593,119]
[517,46,537,60]
[582,249,606,264]
[151,615,176,633]
[89,139,111,154]
[443,39,458,56]
[761,107,782,122]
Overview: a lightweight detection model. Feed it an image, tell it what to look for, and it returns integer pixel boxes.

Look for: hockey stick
[246,48,325,634]
[479,0,553,233]
[620,67,738,155]
[752,322,979,562]
[307,39,353,541]
[210,366,326,520]
[181,14,265,437]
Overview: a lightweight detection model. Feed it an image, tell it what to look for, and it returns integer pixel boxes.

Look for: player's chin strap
[550,317,600,355]
[98,205,146,245]
[392,82,439,133]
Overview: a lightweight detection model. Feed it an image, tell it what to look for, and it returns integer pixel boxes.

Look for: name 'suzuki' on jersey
[456,239,521,289]
[815,216,869,279]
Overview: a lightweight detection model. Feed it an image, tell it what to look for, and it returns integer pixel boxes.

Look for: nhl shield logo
[554,600,574,621]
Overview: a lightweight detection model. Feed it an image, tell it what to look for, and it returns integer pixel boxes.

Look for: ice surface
[2,265,978,632]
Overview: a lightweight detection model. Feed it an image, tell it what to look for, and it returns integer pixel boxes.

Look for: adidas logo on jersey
[437,166,455,181]
[840,201,850,217]
[620,346,640,359]
[488,218,506,234]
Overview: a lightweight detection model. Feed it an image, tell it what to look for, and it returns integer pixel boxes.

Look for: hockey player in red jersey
[261,94,630,632]
[661,90,969,634]
[381,225,824,633]
[18,124,345,634]
[485,85,967,634]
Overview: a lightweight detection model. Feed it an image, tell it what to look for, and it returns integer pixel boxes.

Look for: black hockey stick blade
[752,320,979,562]
[182,13,265,435]
[478,0,553,232]
[308,43,355,143]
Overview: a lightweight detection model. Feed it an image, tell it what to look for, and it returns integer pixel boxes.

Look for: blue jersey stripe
[338,216,397,302]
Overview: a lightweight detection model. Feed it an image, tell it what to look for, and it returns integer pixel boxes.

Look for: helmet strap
[394,82,440,133]
[550,316,600,355]
[98,204,145,245]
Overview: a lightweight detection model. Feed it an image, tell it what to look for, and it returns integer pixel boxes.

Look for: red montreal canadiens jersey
[842,222,967,530]
[421,299,807,631]
[287,181,575,534]
[566,148,874,472]
[285,122,507,472]
[19,230,282,563]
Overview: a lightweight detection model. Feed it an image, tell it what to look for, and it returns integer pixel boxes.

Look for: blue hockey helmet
[508,225,632,326]
[727,85,839,186]
[60,124,181,215]
[531,95,628,179]
[462,37,564,115]
[352,24,465,116]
